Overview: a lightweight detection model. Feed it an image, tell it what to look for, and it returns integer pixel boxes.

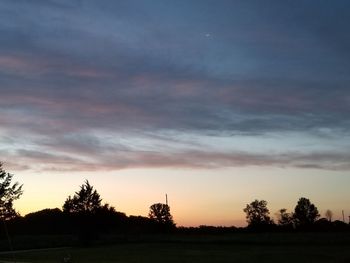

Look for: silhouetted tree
[314,218,333,231]
[21,208,68,234]
[243,200,273,229]
[63,180,102,213]
[0,163,23,220]
[276,208,293,228]
[293,197,319,228]
[63,180,103,245]
[94,203,128,232]
[325,209,333,222]
[332,220,349,231]
[149,203,175,228]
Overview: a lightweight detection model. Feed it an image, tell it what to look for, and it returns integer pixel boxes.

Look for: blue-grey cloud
[1,0,349,171]
[3,145,350,172]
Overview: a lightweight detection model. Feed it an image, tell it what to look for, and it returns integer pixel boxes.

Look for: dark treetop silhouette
[276,208,293,227]
[149,203,175,228]
[0,163,23,220]
[293,197,320,227]
[243,199,274,229]
[63,180,102,213]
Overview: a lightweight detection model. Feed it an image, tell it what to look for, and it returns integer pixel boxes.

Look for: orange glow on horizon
[12,167,350,227]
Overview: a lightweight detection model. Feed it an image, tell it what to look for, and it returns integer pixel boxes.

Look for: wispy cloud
[1,0,349,173]
[3,145,350,172]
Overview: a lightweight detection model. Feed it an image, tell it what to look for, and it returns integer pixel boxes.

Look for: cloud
[2,127,349,172]
[1,72,349,137]
[3,145,350,172]
[1,1,349,173]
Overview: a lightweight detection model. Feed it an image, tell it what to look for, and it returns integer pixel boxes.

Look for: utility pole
[342,210,345,222]
[165,194,168,206]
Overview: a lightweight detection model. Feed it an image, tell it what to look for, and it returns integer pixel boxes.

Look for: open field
[1,232,350,263]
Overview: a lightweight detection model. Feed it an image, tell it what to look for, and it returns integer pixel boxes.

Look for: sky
[1,0,350,226]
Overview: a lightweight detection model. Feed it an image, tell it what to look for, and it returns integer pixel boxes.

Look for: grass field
[1,233,350,263]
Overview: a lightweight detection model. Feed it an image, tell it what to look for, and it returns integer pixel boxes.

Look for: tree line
[1,163,349,244]
[1,163,176,245]
[243,199,348,232]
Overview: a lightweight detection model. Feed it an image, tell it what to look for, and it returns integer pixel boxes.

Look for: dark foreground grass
[1,233,350,263]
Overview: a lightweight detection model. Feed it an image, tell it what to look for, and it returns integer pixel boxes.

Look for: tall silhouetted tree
[149,203,175,227]
[0,163,23,220]
[243,200,273,229]
[293,197,319,228]
[63,180,104,245]
[63,180,102,213]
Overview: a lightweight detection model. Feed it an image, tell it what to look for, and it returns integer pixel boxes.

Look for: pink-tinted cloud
[1,0,349,177]
[0,54,112,79]
[3,143,349,173]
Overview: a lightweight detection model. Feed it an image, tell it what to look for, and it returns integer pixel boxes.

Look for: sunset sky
[1,0,350,226]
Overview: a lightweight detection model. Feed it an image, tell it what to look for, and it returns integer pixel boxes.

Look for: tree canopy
[149,203,175,227]
[63,180,102,213]
[276,208,293,228]
[0,163,23,220]
[293,197,320,227]
[243,199,273,229]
